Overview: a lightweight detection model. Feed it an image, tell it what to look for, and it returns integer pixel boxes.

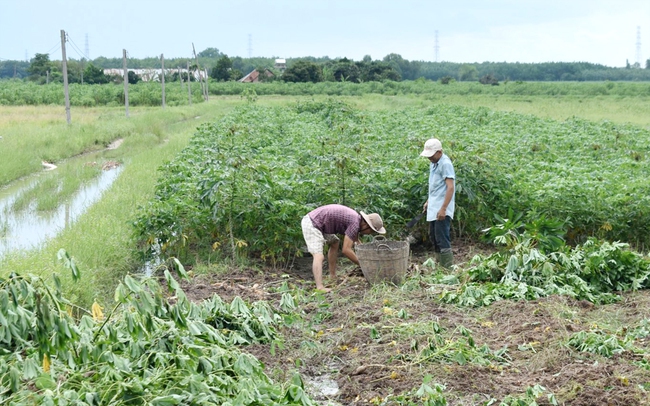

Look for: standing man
[301,204,386,292]
[420,138,455,269]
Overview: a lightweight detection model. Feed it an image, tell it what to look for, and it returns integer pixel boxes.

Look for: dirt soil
[176,241,650,405]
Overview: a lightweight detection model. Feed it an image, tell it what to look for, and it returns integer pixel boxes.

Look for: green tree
[382,53,419,80]
[198,47,222,58]
[459,64,479,81]
[83,63,109,84]
[211,55,233,81]
[127,70,141,84]
[61,59,86,83]
[383,53,405,77]
[439,75,454,84]
[282,61,323,83]
[479,73,499,85]
[358,61,401,82]
[0,60,29,79]
[27,53,53,81]
[230,68,244,81]
[330,58,361,82]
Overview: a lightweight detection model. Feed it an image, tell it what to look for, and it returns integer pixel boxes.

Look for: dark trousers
[429,216,452,253]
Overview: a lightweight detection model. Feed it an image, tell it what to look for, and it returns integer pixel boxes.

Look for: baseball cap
[420,138,442,157]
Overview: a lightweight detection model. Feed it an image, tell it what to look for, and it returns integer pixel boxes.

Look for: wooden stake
[187,61,192,105]
[192,43,208,101]
[161,53,166,108]
[123,49,129,117]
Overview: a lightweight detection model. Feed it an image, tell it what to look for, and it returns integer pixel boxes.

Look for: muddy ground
[175,241,650,405]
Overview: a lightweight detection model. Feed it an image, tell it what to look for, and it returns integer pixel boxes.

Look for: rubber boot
[434,252,441,266]
[440,251,454,270]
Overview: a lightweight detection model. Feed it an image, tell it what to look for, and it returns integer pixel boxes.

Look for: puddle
[141,240,164,276]
[305,375,342,405]
[0,163,123,258]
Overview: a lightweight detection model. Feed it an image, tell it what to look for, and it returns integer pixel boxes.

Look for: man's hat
[360,212,386,234]
[420,138,442,157]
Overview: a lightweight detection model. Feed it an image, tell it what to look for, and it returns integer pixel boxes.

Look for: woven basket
[356,237,409,285]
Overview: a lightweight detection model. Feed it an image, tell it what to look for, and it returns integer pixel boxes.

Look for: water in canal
[0,157,123,258]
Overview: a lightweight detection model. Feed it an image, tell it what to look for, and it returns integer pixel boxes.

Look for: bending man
[301,204,386,292]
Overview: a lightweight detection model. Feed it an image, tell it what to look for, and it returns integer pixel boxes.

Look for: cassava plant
[0,252,315,405]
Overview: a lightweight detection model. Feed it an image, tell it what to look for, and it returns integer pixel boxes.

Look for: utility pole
[61,30,71,124]
[161,54,166,108]
[123,49,129,117]
[203,68,208,100]
[178,66,183,91]
[192,43,208,101]
[187,61,192,105]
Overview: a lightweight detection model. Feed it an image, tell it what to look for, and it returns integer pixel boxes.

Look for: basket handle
[377,243,393,250]
[373,235,387,242]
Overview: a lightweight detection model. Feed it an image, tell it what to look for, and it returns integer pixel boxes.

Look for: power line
[67,35,88,60]
[46,43,60,53]
[46,45,61,57]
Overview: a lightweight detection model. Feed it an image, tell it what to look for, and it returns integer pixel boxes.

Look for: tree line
[2,46,650,83]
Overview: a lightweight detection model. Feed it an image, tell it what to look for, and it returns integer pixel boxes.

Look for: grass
[0,105,131,187]
[0,101,243,305]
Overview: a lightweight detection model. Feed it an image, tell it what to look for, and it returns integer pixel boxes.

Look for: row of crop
[3,80,650,106]
[208,80,650,97]
[0,80,205,107]
[447,108,650,247]
[134,100,425,262]
[134,100,650,263]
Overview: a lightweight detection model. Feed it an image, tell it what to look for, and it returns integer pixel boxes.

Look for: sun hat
[360,212,386,234]
[420,138,442,157]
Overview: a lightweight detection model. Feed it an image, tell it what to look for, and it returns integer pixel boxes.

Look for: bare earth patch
[175,242,650,405]
[106,138,124,150]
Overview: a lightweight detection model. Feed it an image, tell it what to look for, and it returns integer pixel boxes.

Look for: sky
[1,0,649,68]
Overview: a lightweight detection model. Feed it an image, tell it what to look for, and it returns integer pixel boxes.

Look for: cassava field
[2,81,650,405]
